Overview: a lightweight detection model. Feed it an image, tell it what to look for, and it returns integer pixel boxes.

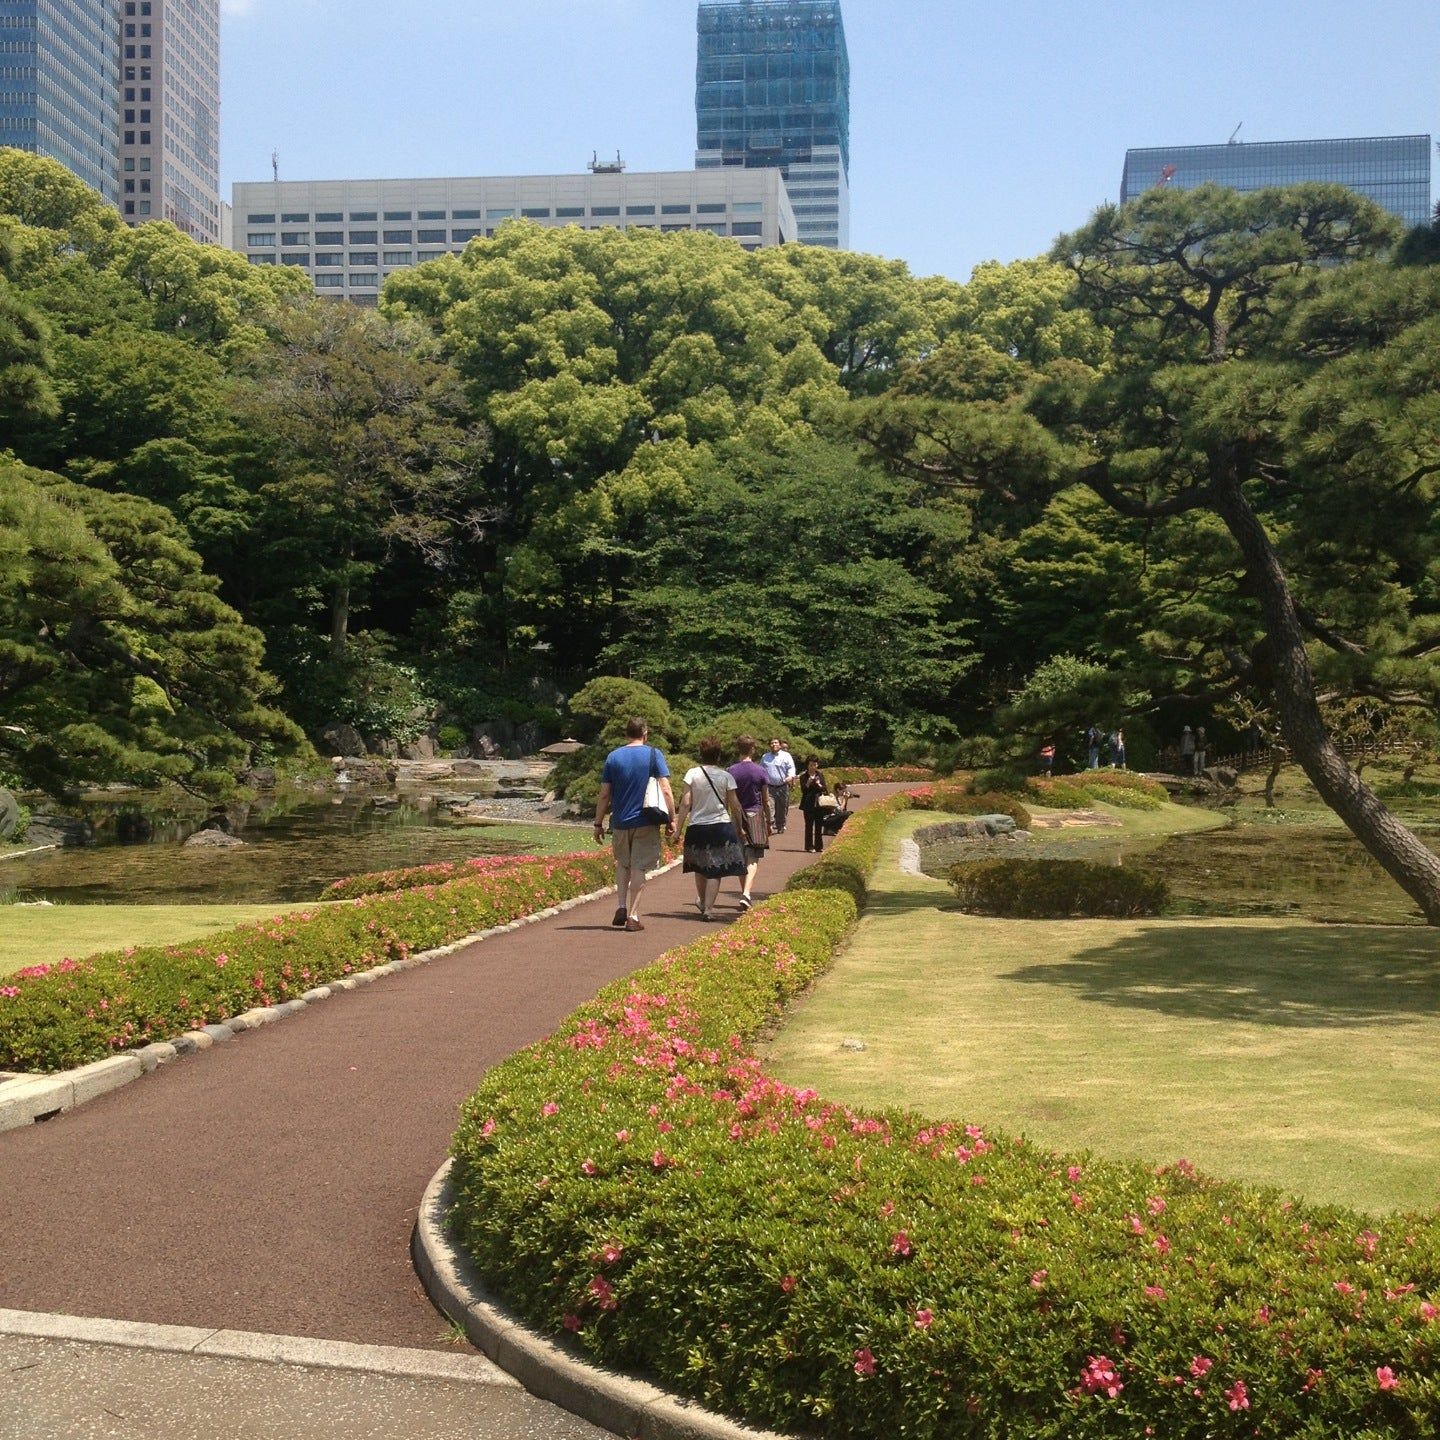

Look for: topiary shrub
[948,858,1170,918]
[1026,776,1092,808]
[927,791,1033,830]
[971,765,1028,795]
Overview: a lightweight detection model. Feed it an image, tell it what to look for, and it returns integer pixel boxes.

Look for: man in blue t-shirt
[594,717,676,933]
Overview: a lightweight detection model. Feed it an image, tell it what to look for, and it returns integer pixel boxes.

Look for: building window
[592,206,619,217]
[697,203,726,214]
[418,210,445,220]
[124,158,135,172]
[313,253,343,266]
[314,274,344,289]
[625,205,656,216]
[662,204,691,215]
[383,250,413,265]
[348,231,377,244]
[731,222,763,237]
[349,212,377,221]
[248,253,274,264]
[556,206,585,218]
[315,231,343,246]
[417,229,446,243]
[384,210,412,220]
[383,229,412,243]
[281,232,309,246]
[486,208,515,221]
[521,208,551,218]
[281,252,311,266]
[316,212,342,222]
[662,224,691,233]
[453,209,481,219]
[348,252,378,266]
[732,201,764,215]
[124,201,135,215]
[349,272,378,287]
[248,233,276,246]
[452,228,483,242]
[282,212,309,223]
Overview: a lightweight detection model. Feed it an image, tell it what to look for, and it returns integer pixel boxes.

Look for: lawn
[765,807,1440,1214]
[0,904,314,978]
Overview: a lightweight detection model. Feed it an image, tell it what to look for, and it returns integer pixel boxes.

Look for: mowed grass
[764,808,1440,1214]
[0,904,314,978]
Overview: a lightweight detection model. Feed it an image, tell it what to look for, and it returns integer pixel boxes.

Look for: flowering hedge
[826,766,937,786]
[1027,771,1169,811]
[0,852,617,1072]
[449,788,1440,1438]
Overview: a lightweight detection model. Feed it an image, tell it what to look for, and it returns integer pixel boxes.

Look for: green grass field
[0,904,313,977]
[765,806,1440,1214]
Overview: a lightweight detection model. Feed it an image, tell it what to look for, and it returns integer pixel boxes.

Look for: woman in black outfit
[798,755,829,853]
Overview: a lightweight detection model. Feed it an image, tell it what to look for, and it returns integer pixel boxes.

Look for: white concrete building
[230,166,797,303]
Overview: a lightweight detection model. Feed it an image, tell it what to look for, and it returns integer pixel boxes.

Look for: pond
[920,820,1440,926]
[0,787,587,906]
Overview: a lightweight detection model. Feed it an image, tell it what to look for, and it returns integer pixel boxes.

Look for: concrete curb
[0,858,682,1135]
[413,1160,791,1440]
[0,1306,517,1386]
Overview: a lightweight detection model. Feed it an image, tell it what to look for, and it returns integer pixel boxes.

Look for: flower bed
[0,852,617,1072]
[325,854,550,900]
[449,788,1440,1438]
[826,766,937,786]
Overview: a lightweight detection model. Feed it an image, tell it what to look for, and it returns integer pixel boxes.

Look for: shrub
[784,795,909,907]
[1026,772,1168,812]
[922,790,1032,830]
[324,853,544,900]
[1095,785,1165,811]
[0,852,618,1072]
[949,858,1170,918]
[437,723,467,753]
[1080,770,1168,801]
[826,765,935,785]
[449,784,1440,1438]
[971,765,1029,795]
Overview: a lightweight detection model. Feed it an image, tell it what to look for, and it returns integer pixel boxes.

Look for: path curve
[0,791,901,1348]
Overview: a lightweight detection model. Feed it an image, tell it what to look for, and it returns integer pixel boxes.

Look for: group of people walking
[592,721,835,932]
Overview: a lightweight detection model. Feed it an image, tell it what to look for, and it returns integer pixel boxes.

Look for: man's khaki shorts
[611,824,662,872]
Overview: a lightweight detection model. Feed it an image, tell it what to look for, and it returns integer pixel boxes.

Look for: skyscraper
[0,0,122,205]
[695,0,850,249]
[119,0,220,242]
[1121,135,1432,231]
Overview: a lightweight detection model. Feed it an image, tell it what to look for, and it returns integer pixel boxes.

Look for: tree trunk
[1264,750,1283,809]
[331,582,350,661]
[1212,467,1440,923]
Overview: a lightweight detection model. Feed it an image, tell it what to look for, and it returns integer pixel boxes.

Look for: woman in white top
[672,735,750,920]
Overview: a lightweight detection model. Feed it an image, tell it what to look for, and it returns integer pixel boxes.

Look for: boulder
[979,814,1018,837]
[514,721,547,757]
[470,722,512,758]
[0,789,20,842]
[319,722,367,758]
[344,759,398,787]
[400,735,437,761]
[183,828,247,850]
[239,766,278,789]
[365,736,400,759]
[24,815,94,849]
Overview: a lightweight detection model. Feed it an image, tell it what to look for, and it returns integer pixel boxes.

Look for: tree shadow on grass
[1000,924,1440,1029]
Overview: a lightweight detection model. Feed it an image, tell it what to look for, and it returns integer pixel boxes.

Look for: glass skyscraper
[0,0,121,205]
[1121,135,1433,231]
[695,0,850,249]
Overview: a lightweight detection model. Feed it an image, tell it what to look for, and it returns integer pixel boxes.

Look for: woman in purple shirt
[728,735,771,911]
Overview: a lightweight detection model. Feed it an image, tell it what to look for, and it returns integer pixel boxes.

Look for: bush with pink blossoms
[449,786,1440,1439]
[0,852,616,1072]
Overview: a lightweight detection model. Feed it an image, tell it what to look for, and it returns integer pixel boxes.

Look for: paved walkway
[0,801,890,1354]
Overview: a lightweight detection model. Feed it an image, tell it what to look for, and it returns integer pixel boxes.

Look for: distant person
[673,736,749,920]
[1180,725,1196,775]
[1086,724,1103,770]
[728,736,771,910]
[593,717,676,933]
[1039,741,1056,777]
[1195,726,1208,776]
[761,736,796,835]
[1110,728,1126,770]
[798,755,830,853]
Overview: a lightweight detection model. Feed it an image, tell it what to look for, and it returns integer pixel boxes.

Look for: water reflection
[0,788,583,905]
[922,823,1438,926]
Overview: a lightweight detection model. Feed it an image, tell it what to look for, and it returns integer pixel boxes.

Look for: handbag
[816,794,839,812]
[640,747,671,826]
[741,807,769,849]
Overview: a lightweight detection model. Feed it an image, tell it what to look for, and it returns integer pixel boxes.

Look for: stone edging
[0,859,680,1135]
[412,1160,791,1440]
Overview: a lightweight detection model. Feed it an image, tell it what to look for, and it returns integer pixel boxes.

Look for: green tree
[232,299,490,657]
[0,220,55,424]
[0,459,303,797]
[861,182,1440,922]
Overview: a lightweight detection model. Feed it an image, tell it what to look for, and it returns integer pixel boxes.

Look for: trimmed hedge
[449,787,1440,1438]
[1027,771,1168,812]
[325,853,547,900]
[949,857,1170,918]
[0,853,617,1072]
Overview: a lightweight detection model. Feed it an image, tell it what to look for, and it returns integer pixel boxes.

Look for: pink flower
[853,1347,877,1377]
[1421,1302,1439,1323]
[1030,1270,1048,1289]
[480,1117,496,1139]
[580,1159,598,1176]
[651,1150,669,1169]
[0,987,18,999]
[614,1129,630,1143]
[1144,1285,1167,1301]
[913,1308,934,1330]
[1333,1281,1354,1296]
[587,1275,617,1310]
[541,1101,559,1117]
[214,953,229,968]
[1146,1196,1166,1216]
[889,1230,912,1257]
[1078,1355,1123,1398]
[1153,1235,1171,1255]
[601,1243,624,1264]
[1189,1356,1213,1380]
[562,1313,581,1332]
[1376,1366,1400,1391]
[780,1274,797,1294]
[1225,1380,1250,1411]
[1067,1165,1083,1183]
[1357,1230,1380,1257]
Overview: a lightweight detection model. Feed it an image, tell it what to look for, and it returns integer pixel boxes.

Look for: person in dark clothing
[798,756,830,853]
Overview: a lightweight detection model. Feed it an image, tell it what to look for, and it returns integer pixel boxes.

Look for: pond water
[921,821,1440,926]
[0,788,586,906]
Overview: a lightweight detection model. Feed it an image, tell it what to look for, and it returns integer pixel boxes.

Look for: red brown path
[0,795,897,1348]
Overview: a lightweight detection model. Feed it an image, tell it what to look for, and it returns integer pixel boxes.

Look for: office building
[231,167,798,304]
[695,0,850,249]
[1121,134,1432,230]
[0,0,122,205]
[119,0,220,241]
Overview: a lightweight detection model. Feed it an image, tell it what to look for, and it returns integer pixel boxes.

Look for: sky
[220,0,1440,283]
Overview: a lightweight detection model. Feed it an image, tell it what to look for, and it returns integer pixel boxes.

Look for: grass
[0,904,315,978]
[764,807,1440,1214]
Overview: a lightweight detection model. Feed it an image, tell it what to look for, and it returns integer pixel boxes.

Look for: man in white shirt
[761,737,797,835]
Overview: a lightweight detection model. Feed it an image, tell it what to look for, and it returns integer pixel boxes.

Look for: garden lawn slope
[0,852,616,1072]
[450,791,1440,1439]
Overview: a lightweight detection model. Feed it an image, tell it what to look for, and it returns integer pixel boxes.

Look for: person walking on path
[594,717,676,932]
[798,755,831,853]
[1110,727,1126,770]
[728,736,771,911]
[761,737,796,834]
[673,737,750,920]
[1039,740,1056,777]
[1195,725,1208,776]
[1086,724,1103,770]
[1180,725,1197,775]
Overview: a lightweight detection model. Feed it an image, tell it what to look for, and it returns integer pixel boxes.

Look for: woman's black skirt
[683,822,748,879]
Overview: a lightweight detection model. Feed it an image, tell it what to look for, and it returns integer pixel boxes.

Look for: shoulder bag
[640,747,671,827]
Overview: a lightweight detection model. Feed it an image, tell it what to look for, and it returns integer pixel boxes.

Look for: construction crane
[1227,122,1244,146]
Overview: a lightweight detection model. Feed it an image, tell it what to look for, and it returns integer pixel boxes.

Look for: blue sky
[220,0,1439,283]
